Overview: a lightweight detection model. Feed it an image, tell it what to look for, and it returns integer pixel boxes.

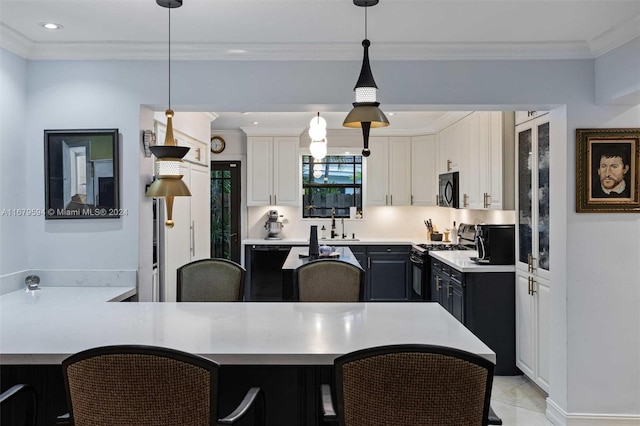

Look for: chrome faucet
[341,218,346,239]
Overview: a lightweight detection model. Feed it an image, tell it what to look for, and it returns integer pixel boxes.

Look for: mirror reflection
[45,129,120,219]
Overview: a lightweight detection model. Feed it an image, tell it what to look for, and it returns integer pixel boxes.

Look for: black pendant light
[343,0,389,157]
[146,0,191,229]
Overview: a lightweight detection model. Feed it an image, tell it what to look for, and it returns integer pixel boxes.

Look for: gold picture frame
[576,128,640,213]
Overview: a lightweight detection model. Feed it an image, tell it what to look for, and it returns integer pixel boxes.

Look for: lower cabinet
[350,245,411,301]
[515,270,550,391]
[430,257,517,375]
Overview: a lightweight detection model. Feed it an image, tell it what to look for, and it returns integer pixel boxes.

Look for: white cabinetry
[247,136,299,206]
[366,136,411,206]
[437,117,466,175]
[411,135,437,206]
[515,113,550,392]
[155,123,211,303]
[439,111,515,210]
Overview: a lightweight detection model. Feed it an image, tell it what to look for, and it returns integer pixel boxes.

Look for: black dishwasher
[246,245,291,301]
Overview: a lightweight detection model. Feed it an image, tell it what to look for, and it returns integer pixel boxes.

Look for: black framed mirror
[44,129,120,219]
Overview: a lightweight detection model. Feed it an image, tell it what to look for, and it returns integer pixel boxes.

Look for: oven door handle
[410,254,425,265]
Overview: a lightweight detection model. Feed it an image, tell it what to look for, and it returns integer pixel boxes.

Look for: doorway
[211,161,241,263]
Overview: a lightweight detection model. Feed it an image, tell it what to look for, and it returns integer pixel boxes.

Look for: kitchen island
[1,287,494,425]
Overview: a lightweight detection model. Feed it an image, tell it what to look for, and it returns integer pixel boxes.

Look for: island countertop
[429,250,516,273]
[0,288,495,366]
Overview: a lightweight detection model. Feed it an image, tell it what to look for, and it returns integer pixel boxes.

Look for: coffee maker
[264,210,284,240]
[474,224,515,264]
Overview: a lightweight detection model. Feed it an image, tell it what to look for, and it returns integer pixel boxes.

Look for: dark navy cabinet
[430,257,517,375]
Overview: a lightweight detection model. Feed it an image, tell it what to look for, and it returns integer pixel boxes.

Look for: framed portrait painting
[576,128,640,213]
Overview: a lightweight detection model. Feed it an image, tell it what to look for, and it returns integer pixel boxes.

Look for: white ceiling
[2,0,639,130]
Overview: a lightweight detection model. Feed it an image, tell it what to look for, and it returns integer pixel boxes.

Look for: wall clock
[211,136,226,154]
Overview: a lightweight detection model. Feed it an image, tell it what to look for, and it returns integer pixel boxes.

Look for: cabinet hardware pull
[435,194,439,205]
[390,194,393,205]
[447,283,452,298]
[274,194,277,205]
[436,276,440,291]
[195,147,201,161]
[463,194,469,207]
[269,194,272,205]
[528,254,532,272]
[527,277,531,295]
[447,159,452,171]
[368,257,371,269]
[531,278,537,295]
[411,195,414,205]
[385,195,388,205]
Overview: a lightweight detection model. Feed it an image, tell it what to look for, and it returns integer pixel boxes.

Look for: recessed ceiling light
[40,22,63,30]
[388,112,395,116]
[241,112,251,115]
[252,121,259,125]
[227,49,246,54]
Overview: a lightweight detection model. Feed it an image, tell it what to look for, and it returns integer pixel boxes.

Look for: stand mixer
[264,210,284,240]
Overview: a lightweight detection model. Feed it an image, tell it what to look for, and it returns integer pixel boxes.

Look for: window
[302,155,362,218]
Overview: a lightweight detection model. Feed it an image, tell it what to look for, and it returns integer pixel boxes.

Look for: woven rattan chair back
[62,345,218,426]
[177,258,246,302]
[296,260,364,302]
[334,344,495,426]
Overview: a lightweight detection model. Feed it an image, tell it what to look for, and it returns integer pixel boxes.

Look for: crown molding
[240,127,304,137]
[1,37,602,61]
[589,14,640,57]
[0,24,34,58]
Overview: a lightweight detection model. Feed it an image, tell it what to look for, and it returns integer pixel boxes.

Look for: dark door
[211,161,241,263]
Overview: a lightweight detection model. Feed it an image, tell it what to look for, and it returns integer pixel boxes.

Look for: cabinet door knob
[447,159,452,171]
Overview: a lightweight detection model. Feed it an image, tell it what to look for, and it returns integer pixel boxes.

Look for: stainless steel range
[410,223,476,300]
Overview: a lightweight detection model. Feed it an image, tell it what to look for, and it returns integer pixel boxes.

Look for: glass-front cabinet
[515,113,550,392]
[516,116,550,279]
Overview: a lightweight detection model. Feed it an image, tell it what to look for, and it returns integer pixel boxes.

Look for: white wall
[0,49,28,276]
[2,38,640,422]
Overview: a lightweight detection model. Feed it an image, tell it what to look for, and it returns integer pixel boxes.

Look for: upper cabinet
[438,111,515,210]
[247,135,300,206]
[365,136,412,206]
[411,134,437,206]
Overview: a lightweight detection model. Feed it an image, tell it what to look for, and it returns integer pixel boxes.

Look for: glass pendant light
[309,112,328,160]
[342,0,389,157]
[145,0,191,228]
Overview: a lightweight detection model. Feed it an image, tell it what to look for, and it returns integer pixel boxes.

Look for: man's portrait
[590,142,632,200]
[576,128,640,213]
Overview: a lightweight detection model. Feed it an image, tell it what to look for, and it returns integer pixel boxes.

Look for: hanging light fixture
[342,0,389,157]
[308,112,328,160]
[146,0,191,229]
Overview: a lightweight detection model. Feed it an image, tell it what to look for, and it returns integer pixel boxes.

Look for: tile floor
[491,375,552,425]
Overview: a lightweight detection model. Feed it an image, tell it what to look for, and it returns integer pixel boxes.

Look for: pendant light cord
[168,5,171,110]
[364,6,368,39]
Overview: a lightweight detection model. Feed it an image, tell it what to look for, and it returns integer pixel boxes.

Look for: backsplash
[247,206,515,240]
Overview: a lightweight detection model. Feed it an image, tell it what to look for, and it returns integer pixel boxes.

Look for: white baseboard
[547,399,640,425]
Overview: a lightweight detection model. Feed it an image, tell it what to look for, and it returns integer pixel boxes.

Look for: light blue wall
[0,49,28,274]
[595,37,640,104]
[1,45,640,420]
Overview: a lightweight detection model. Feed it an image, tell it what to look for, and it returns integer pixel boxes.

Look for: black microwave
[438,172,459,208]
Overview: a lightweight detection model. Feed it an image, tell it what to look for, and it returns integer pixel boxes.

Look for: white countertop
[429,250,516,273]
[0,287,494,366]
[243,238,416,246]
